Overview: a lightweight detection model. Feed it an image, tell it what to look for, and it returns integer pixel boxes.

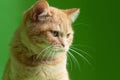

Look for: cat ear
[32,0,51,21]
[64,8,80,23]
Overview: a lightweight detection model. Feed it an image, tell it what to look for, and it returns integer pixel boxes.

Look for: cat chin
[52,47,68,53]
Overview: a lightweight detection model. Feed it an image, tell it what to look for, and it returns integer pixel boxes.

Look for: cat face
[22,0,79,55]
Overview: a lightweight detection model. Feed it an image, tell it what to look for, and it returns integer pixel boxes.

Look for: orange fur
[2,0,80,80]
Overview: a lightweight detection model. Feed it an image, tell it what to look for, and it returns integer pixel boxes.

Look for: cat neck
[12,48,67,67]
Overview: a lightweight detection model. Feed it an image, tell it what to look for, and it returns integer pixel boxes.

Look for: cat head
[21,0,80,56]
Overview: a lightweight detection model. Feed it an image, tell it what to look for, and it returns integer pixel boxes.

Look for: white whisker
[46,49,53,61]
[68,51,81,71]
[36,46,52,59]
[73,23,89,27]
[51,50,55,60]
[69,48,92,66]
[71,46,93,59]
[67,53,73,71]
[41,47,53,61]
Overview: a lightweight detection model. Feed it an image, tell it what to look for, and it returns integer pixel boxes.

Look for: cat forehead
[49,23,73,34]
[49,7,65,15]
[37,7,73,33]
[49,7,70,22]
[50,7,73,31]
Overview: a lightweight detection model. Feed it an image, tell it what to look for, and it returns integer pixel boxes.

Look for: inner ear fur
[63,8,80,23]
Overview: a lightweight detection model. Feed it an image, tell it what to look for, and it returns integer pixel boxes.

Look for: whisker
[71,46,93,59]
[72,44,95,51]
[46,49,53,61]
[73,23,89,27]
[69,48,92,66]
[36,46,52,59]
[67,53,73,71]
[51,50,55,60]
[41,47,52,61]
[67,51,76,67]
[68,51,81,71]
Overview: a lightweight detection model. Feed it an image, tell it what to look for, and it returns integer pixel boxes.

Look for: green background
[0,0,120,80]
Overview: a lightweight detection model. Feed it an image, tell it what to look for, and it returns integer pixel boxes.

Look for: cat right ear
[32,0,51,21]
[63,8,80,23]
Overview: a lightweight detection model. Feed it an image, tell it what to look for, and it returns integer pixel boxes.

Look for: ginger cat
[2,0,80,80]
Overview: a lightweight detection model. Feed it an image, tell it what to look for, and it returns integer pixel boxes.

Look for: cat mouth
[52,47,66,52]
[53,45,62,49]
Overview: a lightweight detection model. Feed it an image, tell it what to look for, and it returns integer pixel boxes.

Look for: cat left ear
[64,8,80,23]
[32,0,51,21]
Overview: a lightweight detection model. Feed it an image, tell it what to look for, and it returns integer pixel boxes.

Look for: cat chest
[11,61,66,80]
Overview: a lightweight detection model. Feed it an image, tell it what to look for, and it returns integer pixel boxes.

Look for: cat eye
[50,30,59,37]
[67,33,70,38]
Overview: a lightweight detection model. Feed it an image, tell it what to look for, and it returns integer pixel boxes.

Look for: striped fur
[2,0,79,80]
